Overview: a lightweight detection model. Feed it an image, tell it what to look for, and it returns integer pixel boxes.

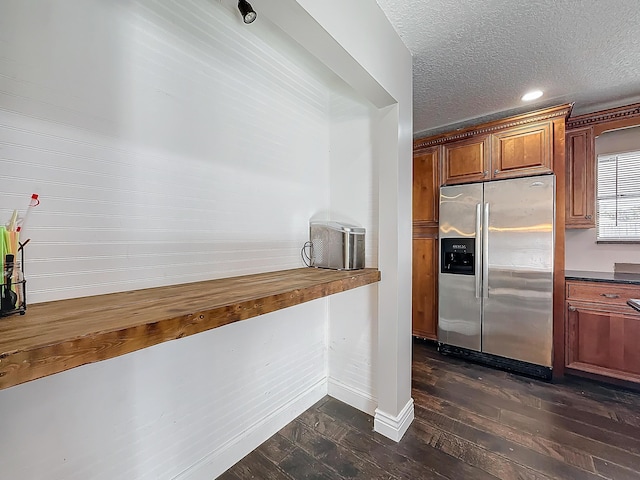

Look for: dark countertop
[565,270,640,285]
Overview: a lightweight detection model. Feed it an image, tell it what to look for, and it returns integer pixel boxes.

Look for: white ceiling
[375,0,640,137]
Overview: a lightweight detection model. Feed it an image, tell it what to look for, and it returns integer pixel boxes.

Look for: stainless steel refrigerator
[438,174,554,377]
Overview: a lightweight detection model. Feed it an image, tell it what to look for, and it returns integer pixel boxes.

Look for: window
[597,149,640,241]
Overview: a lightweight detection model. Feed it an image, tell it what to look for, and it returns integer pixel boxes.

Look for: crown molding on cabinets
[414,104,573,149]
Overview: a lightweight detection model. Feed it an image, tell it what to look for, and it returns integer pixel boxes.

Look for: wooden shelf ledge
[0,268,380,391]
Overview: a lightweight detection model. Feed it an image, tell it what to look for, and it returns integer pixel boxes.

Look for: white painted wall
[566,126,640,271]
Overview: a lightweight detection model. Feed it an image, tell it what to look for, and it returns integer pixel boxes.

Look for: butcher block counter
[0,268,380,391]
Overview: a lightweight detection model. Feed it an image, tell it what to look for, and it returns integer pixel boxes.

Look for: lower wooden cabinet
[412,236,438,339]
[566,280,640,384]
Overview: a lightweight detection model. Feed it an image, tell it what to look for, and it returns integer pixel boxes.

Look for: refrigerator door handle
[475,203,482,298]
[482,202,490,298]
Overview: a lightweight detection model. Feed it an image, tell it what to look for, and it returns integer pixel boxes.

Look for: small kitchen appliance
[309,221,365,270]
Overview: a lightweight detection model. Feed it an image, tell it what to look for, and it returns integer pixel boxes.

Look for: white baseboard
[173,378,328,480]
[373,397,414,442]
[327,378,377,416]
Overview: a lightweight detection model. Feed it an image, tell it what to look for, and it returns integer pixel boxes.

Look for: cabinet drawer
[566,281,640,306]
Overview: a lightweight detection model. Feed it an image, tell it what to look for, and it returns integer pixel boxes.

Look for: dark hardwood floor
[220,340,640,479]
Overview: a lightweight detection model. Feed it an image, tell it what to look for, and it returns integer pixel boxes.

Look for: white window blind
[597,149,640,241]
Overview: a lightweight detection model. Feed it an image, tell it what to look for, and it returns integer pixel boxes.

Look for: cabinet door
[491,121,553,179]
[566,127,595,228]
[413,147,440,225]
[441,136,490,185]
[412,236,438,339]
[566,303,640,383]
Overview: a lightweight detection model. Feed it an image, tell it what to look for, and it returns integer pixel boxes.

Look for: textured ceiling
[375,0,640,137]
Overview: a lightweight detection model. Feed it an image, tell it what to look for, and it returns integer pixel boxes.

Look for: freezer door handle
[475,203,482,298]
[482,202,489,298]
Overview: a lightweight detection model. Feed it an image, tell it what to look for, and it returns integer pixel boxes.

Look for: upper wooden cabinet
[441,135,490,185]
[565,102,640,229]
[565,127,595,228]
[415,105,571,187]
[441,122,552,185]
[413,146,440,225]
[491,121,552,180]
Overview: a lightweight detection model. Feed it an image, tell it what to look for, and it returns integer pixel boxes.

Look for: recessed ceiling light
[522,90,543,101]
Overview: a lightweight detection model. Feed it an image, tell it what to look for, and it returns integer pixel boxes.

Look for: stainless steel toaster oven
[309,221,365,270]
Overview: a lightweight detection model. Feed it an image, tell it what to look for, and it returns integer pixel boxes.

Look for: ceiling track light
[238,0,257,24]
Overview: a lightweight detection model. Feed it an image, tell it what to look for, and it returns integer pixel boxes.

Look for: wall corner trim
[174,378,328,480]
[373,397,415,442]
[327,378,377,416]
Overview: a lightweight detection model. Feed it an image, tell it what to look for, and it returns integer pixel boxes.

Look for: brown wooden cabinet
[412,146,439,339]
[565,127,595,228]
[412,236,438,339]
[566,279,640,384]
[439,120,555,186]
[441,136,489,185]
[413,146,440,225]
[491,121,553,180]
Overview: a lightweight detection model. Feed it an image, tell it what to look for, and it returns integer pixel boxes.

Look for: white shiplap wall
[0,0,334,303]
[0,0,366,479]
